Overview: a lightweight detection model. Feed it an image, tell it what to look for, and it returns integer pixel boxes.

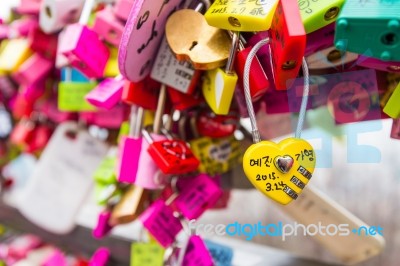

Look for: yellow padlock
[383,82,400,119]
[202,32,239,115]
[104,45,120,77]
[243,138,316,205]
[0,39,33,73]
[205,0,279,31]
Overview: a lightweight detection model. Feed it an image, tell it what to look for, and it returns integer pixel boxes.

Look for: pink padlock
[8,234,43,259]
[357,55,400,73]
[0,24,10,40]
[20,80,46,104]
[182,236,214,266]
[80,104,127,129]
[10,17,39,37]
[174,174,223,220]
[391,118,400,140]
[89,247,110,266]
[117,106,143,184]
[93,210,113,239]
[39,0,85,33]
[85,76,125,110]
[12,53,53,87]
[60,24,110,79]
[15,0,42,15]
[39,97,76,123]
[305,23,335,57]
[113,0,134,21]
[92,7,125,47]
[29,28,59,59]
[134,133,168,189]
[42,250,68,266]
[139,199,183,248]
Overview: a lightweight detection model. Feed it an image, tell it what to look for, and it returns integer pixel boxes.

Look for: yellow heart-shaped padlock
[243,138,316,205]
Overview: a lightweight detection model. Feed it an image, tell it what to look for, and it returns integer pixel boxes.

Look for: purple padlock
[305,23,335,57]
[12,53,53,87]
[174,174,223,220]
[139,199,183,248]
[85,77,125,110]
[92,7,125,47]
[93,210,113,239]
[182,235,214,266]
[60,24,110,79]
[113,0,134,21]
[357,55,400,73]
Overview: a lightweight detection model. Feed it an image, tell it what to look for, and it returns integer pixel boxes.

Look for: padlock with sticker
[299,0,344,34]
[58,68,97,112]
[139,199,183,248]
[205,0,279,32]
[117,106,143,183]
[335,0,400,61]
[119,0,185,82]
[110,185,149,225]
[0,39,33,73]
[85,76,124,110]
[12,53,53,87]
[92,6,125,48]
[39,0,85,33]
[165,0,232,71]
[202,32,239,115]
[269,0,306,90]
[230,32,269,101]
[173,173,223,220]
[241,40,316,204]
[58,0,110,79]
[122,76,161,111]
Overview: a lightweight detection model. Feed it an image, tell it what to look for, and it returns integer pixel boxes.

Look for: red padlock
[28,28,58,59]
[167,86,204,111]
[10,118,36,147]
[122,76,160,111]
[142,128,200,175]
[269,0,306,90]
[196,110,238,138]
[26,123,54,153]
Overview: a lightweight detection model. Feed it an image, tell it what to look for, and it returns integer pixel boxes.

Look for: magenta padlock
[113,0,134,21]
[15,0,42,15]
[60,24,110,78]
[12,53,53,87]
[20,80,46,104]
[305,23,335,57]
[39,0,85,33]
[42,250,68,266]
[93,210,113,239]
[40,98,76,123]
[182,235,214,266]
[85,76,124,110]
[92,7,125,47]
[357,55,400,73]
[139,199,183,248]
[80,104,127,129]
[174,174,223,220]
[89,247,110,266]
[391,119,400,140]
[29,28,59,59]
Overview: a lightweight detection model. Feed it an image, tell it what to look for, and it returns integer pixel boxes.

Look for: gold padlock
[0,39,33,73]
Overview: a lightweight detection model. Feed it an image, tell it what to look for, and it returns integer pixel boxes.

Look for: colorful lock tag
[92,7,125,47]
[182,235,214,266]
[130,242,164,266]
[28,27,59,59]
[202,32,239,115]
[85,76,124,110]
[269,0,306,90]
[118,0,184,82]
[196,110,238,138]
[174,174,223,220]
[335,0,400,61]
[114,0,134,21]
[93,210,113,239]
[39,0,85,33]
[89,247,110,266]
[204,0,279,31]
[104,46,120,77]
[151,36,201,94]
[165,9,231,70]
[12,53,53,87]
[122,77,161,111]
[139,199,183,248]
[299,0,344,34]
[243,138,315,204]
[167,87,204,111]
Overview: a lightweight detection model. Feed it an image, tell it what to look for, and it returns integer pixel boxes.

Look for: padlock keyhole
[327,49,345,62]
[189,41,198,51]
[45,6,52,18]
[381,32,398,46]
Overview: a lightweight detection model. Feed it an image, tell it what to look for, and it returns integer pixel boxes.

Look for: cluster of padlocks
[0,0,399,265]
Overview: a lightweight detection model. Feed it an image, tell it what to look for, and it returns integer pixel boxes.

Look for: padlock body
[92,7,124,47]
[85,78,124,110]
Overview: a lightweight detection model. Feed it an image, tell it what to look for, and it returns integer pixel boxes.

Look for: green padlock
[58,81,97,111]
